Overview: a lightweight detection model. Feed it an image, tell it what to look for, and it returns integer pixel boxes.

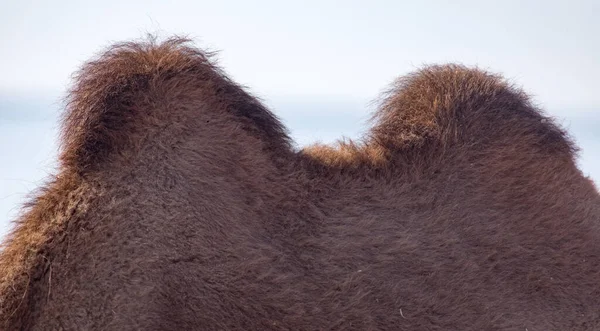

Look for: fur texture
[0,37,599,330]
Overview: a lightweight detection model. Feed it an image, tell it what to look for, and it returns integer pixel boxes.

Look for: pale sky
[1,0,599,238]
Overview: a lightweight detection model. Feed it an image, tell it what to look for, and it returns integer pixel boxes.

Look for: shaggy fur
[1,36,599,330]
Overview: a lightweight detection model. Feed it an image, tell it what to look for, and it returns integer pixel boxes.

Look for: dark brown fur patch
[1,37,598,330]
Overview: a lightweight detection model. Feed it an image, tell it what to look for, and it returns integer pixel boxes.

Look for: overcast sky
[1,0,598,238]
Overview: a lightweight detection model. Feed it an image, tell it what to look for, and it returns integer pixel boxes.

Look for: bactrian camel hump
[1,36,598,330]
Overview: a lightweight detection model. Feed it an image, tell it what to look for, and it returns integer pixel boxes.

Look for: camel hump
[369,64,576,157]
[59,37,292,173]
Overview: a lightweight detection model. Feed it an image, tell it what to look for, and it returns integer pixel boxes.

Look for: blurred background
[1,0,598,239]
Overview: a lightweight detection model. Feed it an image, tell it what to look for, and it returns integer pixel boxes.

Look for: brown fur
[1,36,599,330]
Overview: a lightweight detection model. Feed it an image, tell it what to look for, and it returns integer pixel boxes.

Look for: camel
[0,36,598,330]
